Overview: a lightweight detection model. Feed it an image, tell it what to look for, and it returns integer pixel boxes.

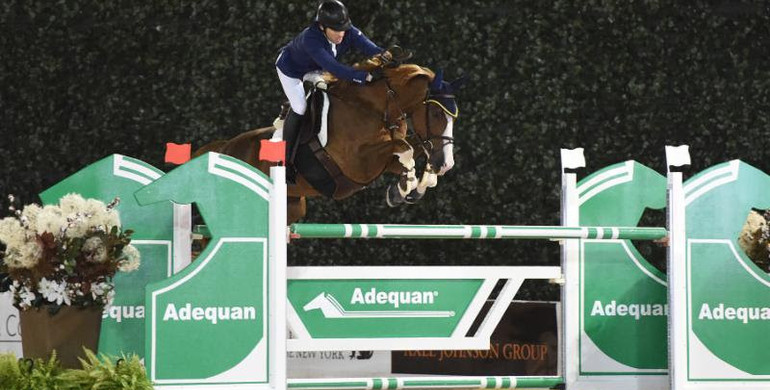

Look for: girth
[294,137,367,200]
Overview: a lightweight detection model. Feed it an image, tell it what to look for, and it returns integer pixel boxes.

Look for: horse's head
[332,61,466,176]
[386,66,466,176]
[421,69,466,175]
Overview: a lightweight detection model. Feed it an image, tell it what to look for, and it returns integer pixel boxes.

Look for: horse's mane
[384,64,435,87]
[325,58,435,92]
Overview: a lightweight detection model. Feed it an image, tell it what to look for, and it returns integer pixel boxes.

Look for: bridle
[325,70,456,156]
[380,77,456,157]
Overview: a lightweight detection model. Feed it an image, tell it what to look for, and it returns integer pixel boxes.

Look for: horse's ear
[450,74,469,91]
[430,69,444,90]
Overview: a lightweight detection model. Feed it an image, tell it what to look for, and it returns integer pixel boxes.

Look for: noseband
[411,91,456,155]
[379,77,456,156]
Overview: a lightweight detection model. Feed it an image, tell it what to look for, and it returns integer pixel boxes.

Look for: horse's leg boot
[283,110,304,184]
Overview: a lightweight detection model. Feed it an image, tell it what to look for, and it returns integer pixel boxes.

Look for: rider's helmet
[317,0,352,32]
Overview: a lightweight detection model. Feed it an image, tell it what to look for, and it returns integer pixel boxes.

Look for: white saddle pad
[272,92,330,147]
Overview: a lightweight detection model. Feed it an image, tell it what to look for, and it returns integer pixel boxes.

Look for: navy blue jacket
[276,22,383,84]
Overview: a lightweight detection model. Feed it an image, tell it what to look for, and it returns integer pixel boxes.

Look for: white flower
[0,217,26,249]
[3,240,41,269]
[117,245,141,272]
[35,205,67,236]
[91,281,114,304]
[64,213,90,238]
[103,209,121,230]
[18,286,37,309]
[15,241,41,268]
[19,204,41,230]
[82,236,107,263]
[38,278,71,306]
[59,194,88,214]
[84,199,121,230]
[104,288,116,307]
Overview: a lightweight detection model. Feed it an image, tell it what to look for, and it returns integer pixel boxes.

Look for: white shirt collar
[327,39,337,57]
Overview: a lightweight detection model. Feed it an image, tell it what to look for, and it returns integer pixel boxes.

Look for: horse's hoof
[386,184,406,207]
[404,188,426,204]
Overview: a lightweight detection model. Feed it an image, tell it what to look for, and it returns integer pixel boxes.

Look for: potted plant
[0,193,140,368]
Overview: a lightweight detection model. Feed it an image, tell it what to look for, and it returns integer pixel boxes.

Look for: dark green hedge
[2,1,769,299]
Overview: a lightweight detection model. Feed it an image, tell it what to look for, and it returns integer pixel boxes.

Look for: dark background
[2,1,769,299]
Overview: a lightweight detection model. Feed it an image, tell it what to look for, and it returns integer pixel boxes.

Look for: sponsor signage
[682,161,770,380]
[139,153,273,387]
[287,348,391,379]
[575,161,669,375]
[289,280,480,338]
[286,266,560,351]
[391,301,557,376]
[0,293,21,355]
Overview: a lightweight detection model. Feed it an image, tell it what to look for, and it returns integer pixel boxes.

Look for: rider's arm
[304,33,370,84]
[347,26,384,58]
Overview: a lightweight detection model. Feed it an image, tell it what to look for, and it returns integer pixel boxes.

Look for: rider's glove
[367,68,386,83]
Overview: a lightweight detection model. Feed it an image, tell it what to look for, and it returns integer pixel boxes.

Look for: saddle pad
[271,91,329,148]
[318,91,330,147]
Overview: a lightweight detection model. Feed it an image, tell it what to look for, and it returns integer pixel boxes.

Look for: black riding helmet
[317,0,352,31]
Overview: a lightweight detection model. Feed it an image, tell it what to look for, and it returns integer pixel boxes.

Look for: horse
[194,58,465,223]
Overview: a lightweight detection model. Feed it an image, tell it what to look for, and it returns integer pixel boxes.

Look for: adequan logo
[303,290,455,319]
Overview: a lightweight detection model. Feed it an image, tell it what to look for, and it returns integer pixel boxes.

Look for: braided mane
[323,58,435,91]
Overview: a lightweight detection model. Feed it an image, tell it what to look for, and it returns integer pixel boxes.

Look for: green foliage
[21,352,67,390]
[0,353,26,389]
[2,1,770,300]
[0,351,151,390]
[59,350,153,390]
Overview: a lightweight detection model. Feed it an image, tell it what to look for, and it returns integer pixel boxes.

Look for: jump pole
[290,223,666,241]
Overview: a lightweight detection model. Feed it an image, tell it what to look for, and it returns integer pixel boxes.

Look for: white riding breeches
[277,66,307,115]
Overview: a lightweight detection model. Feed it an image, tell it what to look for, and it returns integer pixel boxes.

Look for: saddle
[279,85,366,200]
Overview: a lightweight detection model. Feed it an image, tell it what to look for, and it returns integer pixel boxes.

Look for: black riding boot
[283,110,304,184]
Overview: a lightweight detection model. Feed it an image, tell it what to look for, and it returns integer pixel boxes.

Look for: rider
[275,0,388,182]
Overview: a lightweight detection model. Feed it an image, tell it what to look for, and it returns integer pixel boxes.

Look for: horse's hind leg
[287,196,307,224]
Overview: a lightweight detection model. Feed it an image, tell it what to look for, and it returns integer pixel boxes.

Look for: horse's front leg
[403,164,439,204]
[385,140,419,207]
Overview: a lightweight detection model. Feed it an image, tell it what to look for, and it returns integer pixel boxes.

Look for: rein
[407,91,455,157]
[326,71,456,154]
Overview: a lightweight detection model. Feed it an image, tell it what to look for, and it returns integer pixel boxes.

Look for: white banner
[0,293,22,356]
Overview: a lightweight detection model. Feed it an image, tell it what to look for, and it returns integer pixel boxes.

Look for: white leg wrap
[416,170,439,194]
[393,144,415,171]
[398,170,418,197]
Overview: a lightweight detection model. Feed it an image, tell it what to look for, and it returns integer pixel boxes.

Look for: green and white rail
[290,223,667,241]
[287,375,564,389]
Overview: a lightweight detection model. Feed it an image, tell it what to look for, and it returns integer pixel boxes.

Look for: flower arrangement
[0,194,140,311]
[738,209,770,272]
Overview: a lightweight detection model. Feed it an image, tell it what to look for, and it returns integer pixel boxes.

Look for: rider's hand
[367,68,386,83]
[381,50,393,62]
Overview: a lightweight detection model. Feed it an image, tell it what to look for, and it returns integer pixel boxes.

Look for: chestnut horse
[195,60,464,223]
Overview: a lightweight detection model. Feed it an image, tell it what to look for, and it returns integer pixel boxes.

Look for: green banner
[288,279,482,338]
[578,161,668,372]
[684,161,770,377]
[137,153,272,386]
